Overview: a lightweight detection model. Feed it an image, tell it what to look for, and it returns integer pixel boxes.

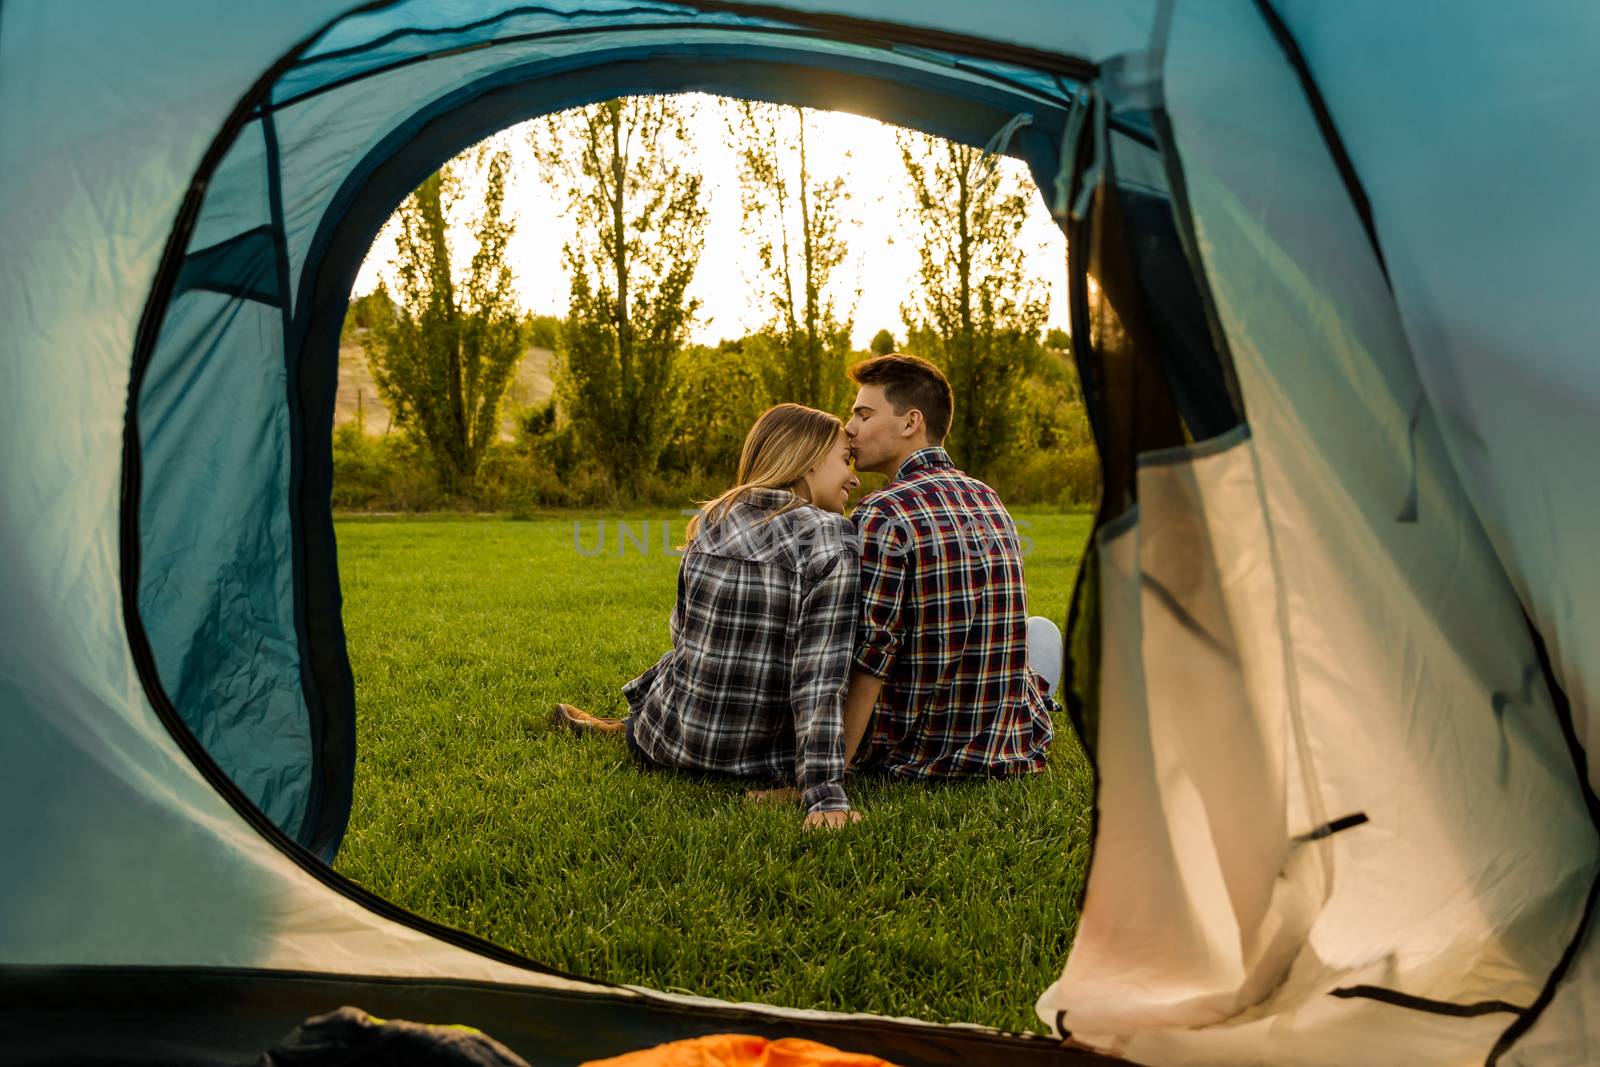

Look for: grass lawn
[333,507,1095,1034]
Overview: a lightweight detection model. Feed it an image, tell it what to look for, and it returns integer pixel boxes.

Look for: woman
[553,404,864,829]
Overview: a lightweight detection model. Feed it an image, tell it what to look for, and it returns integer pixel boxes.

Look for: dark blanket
[248,1005,530,1067]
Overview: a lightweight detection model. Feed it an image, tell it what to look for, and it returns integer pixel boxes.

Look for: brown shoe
[551,702,625,736]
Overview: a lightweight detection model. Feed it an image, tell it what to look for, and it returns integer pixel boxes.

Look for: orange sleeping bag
[580,1034,902,1067]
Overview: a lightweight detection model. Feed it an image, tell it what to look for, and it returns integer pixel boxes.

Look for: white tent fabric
[3,1,1599,1064]
[1042,439,1542,1066]
[1042,435,1325,1039]
[1501,911,1600,1067]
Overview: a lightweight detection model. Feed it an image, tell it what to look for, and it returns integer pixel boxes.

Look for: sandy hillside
[336,336,555,441]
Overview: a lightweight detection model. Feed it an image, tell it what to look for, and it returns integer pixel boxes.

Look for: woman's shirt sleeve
[791,531,860,814]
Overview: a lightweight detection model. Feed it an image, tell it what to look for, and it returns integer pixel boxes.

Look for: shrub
[989,446,1099,509]
[332,424,400,510]
[332,426,451,511]
[524,313,562,351]
[517,398,581,480]
[658,341,771,482]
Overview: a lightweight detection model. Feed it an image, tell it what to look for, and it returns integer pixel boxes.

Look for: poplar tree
[897,132,1048,476]
[365,146,524,494]
[729,101,855,412]
[532,98,706,487]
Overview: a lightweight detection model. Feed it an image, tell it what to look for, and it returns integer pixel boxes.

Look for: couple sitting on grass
[553,353,1054,829]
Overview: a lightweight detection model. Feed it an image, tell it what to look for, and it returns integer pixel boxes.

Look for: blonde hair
[682,403,847,547]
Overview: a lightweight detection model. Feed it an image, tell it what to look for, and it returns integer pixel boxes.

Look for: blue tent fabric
[139,291,311,839]
[1279,0,1600,791]
[5,2,1600,1064]
[175,230,283,306]
[274,3,797,104]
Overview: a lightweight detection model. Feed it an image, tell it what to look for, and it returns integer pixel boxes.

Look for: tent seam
[1483,614,1600,1063]
[1250,0,1390,289]
[296,1,693,67]
[262,106,336,856]
[673,0,1097,78]
[268,22,1078,114]
[180,223,280,264]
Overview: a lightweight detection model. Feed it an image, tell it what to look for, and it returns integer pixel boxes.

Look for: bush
[331,425,442,511]
[471,446,555,513]
[525,313,563,351]
[333,420,1097,515]
[634,465,726,509]
[657,342,770,481]
[989,446,1099,509]
[331,324,1100,514]
[971,344,1097,509]
[517,398,581,480]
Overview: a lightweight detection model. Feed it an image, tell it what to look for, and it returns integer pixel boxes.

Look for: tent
[2,1,1597,1063]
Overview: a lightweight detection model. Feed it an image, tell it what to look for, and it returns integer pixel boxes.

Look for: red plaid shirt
[851,446,1053,777]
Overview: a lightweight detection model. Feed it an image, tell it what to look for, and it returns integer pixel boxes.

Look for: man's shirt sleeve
[792,543,859,814]
[852,501,908,680]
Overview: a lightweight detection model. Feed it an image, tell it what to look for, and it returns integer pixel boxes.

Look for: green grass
[333,508,1095,1033]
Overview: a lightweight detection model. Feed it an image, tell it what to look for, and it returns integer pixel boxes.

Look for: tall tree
[897,132,1048,476]
[365,146,524,494]
[729,101,855,411]
[532,98,706,487]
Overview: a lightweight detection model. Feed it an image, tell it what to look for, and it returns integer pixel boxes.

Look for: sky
[352,93,1070,350]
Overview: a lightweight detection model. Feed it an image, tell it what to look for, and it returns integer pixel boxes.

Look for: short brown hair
[848,353,953,443]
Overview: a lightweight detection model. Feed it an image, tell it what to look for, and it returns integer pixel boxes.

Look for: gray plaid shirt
[623,487,860,813]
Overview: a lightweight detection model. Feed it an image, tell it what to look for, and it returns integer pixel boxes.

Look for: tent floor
[0,964,1122,1066]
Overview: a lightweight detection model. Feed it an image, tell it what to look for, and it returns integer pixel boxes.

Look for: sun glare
[353,93,1070,349]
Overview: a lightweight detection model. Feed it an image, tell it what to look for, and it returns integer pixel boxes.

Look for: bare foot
[551,702,625,736]
[803,809,863,830]
[744,786,803,805]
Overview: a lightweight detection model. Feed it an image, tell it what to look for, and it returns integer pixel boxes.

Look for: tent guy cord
[981,111,1034,160]
[969,111,1033,189]
[1050,88,1086,218]
[1050,84,1105,222]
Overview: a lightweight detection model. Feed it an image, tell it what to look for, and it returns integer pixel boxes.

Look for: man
[840,353,1053,778]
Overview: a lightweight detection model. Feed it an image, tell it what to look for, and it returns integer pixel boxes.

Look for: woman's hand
[803,809,862,830]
